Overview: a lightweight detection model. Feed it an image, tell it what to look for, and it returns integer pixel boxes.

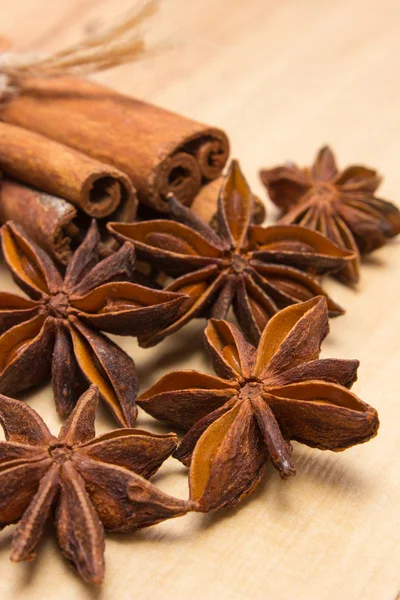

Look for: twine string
[0,0,158,100]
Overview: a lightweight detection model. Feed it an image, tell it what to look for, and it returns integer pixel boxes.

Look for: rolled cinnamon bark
[0,178,138,264]
[0,178,79,264]
[0,77,230,213]
[0,121,135,218]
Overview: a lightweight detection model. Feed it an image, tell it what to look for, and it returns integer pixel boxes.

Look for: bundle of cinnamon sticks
[0,77,239,263]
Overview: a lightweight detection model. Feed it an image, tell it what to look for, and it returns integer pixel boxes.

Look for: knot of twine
[0,0,158,101]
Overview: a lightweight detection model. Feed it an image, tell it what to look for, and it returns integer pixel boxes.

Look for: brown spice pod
[190,176,267,225]
[0,121,134,219]
[0,77,230,213]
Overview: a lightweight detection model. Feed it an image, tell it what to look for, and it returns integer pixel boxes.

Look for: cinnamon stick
[0,121,135,218]
[0,178,79,264]
[0,177,137,264]
[0,77,230,213]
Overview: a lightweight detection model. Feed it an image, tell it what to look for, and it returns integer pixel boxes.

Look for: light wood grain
[0,1,399,599]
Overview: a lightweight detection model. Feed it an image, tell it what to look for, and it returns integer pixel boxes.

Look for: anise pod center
[227,252,250,274]
[47,291,71,318]
[237,380,264,400]
[48,441,74,464]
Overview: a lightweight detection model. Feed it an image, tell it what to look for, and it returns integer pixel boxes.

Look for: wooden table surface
[0,1,399,599]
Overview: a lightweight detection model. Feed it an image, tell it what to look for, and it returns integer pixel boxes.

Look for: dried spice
[190,175,266,227]
[260,146,400,284]
[0,121,136,219]
[0,174,137,266]
[0,385,193,584]
[0,220,186,425]
[139,297,379,511]
[0,77,229,214]
[109,160,354,347]
[0,179,80,264]
[0,119,139,265]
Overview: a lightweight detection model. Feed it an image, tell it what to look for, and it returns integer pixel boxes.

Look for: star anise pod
[0,385,192,584]
[109,160,353,347]
[260,146,400,284]
[0,221,186,425]
[138,297,379,511]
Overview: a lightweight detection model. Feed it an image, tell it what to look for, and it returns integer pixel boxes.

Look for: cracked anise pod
[260,146,400,284]
[0,385,193,584]
[109,160,354,347]
[138,297,379,511]
[0,221,186,426]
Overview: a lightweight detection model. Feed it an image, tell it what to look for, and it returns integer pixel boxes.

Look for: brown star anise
[0,221,186,425]
[109,160,354,347]
[0,385,192,584]
[260,146,400,284]
[138,297,379,511]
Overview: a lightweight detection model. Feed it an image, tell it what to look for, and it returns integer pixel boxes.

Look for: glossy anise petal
[0,292,40,335]
[0,392,53,445]
[268,381,379,450]
[249,224,354,274]
[335,165,381,191]
[253,297,328,380]
[217,159,254,250]
[75,456,193,533]
[167,194,224,249]
[233,275,276,344]
[270,358,359,389]
[0,459,52,528]
[58,385,98,445]
[249,263,312,308]
[56,462,105,585]
[0,441,46,466]
[259,164,309,211]
[69,319,137,427]
[71,282,186,337]
[0,314,54,396]
[63,220,100,291]
[139,270,224,348]
[252,263,344,316]
[335,198,393,253]
[320,212,360,284]
[204,319,256,380]
[108,220,223,273]
[1,222,62,297]
[368,197,400,236]
[80,430,178,479]
[211,275,237,319]
[173,399,237,466]
[189,401,266,511]
[52,320,87,417]
[71,241,136,296]
[251,396,296,479]
[11,464,59,561]
[138,370,238,430]
[311,146,338,181]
